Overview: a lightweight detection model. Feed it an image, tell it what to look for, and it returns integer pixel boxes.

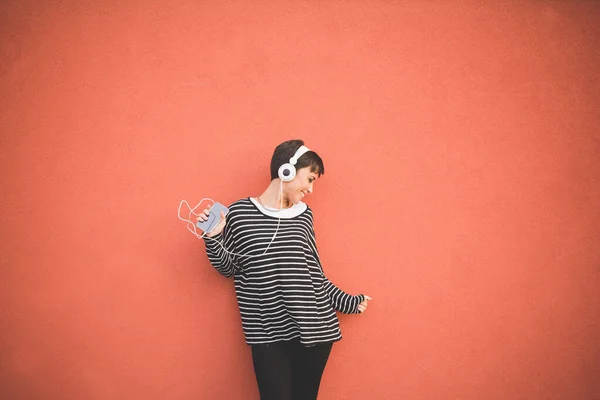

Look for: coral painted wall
[1,1,599,399]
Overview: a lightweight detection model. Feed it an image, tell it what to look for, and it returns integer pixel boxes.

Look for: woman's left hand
[357,295,372,313]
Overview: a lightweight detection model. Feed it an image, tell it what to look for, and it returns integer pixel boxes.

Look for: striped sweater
[203,197,365,346]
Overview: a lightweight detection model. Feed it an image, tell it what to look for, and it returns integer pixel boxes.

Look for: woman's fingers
[196,207,212,221]
[357,295,373,313]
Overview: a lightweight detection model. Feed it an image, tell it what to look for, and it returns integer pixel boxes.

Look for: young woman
[198,139,371,400]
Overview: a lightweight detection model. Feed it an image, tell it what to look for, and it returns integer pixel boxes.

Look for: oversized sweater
[203,197,365,346]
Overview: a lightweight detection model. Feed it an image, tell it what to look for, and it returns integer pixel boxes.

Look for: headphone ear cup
[278,163,296,182]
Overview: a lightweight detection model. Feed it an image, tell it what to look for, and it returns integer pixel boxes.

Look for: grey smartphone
[196,202,229,233]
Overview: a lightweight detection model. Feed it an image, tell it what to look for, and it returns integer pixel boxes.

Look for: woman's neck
[257,180,292,209]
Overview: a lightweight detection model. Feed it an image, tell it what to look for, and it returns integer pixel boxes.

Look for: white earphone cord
[177,180,286,261]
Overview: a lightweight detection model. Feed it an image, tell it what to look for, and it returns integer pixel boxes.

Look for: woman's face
[284,166,318,204]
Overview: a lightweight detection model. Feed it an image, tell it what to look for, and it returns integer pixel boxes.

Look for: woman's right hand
[197,206,227,238]
[357,295,372,313]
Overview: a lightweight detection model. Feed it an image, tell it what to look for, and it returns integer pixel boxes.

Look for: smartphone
[196,202,229,233]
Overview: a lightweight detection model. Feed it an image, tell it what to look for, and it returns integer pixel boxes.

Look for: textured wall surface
[1,1,599,399]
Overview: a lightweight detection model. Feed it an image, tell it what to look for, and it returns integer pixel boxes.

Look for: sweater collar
[249,197,307,218]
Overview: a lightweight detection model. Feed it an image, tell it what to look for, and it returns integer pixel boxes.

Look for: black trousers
[251,339,333,400]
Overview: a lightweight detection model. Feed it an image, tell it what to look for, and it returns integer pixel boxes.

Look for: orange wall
[1,1,599,399]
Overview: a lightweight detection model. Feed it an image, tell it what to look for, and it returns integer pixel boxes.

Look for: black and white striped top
[203,197,365,346]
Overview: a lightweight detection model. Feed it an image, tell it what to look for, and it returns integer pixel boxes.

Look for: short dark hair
[270,139,325,180]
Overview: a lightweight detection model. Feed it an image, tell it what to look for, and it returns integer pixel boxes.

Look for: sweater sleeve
[322,276,365,314]
[202,224,238,278]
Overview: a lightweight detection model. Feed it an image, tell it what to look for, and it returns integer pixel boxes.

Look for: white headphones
[277,145,311,182]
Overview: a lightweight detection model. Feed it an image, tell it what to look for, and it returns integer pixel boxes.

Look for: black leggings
[251,339,333,400]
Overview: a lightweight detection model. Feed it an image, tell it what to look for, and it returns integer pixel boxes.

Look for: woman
[198,139,371,400]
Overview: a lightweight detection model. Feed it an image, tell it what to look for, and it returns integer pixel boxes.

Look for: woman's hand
[357,295,372,313]
[196,206,227,238]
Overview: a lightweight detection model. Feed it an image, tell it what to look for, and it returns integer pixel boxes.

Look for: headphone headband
[290,145,310,165]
